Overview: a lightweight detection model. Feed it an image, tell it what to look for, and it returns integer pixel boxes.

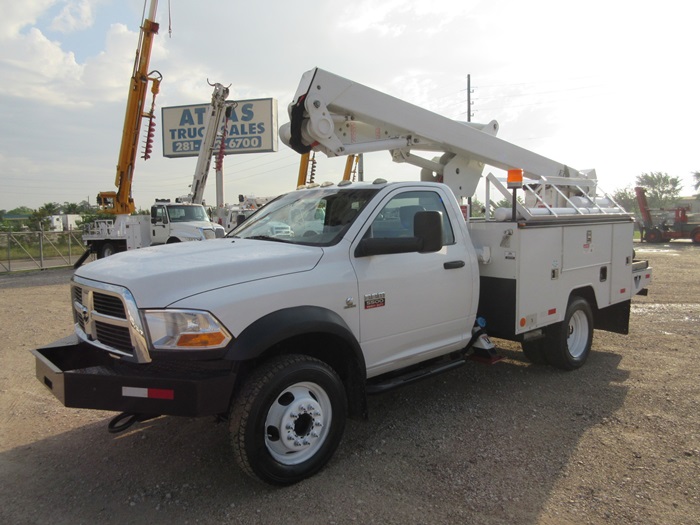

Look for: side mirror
[355,211,443,257]
[414,210,443,253]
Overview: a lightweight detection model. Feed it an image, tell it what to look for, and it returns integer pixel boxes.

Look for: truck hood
[76,238,323,307]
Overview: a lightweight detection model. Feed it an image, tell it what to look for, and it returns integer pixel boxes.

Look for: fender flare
[227,305,365,371]
[227,306,367,418]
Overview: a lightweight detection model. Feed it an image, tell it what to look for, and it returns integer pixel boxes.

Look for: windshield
[167,205,209,222]
[228,187,379,246]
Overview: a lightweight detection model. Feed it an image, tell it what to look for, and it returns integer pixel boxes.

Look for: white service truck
[82,200,224,258]
[32,68,651,485]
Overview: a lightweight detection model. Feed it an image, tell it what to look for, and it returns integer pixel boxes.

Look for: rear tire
[691,229,700,245]
[521,338,548,364]
[230,354,347,485]
[544,296,593,370]
[98,242,115,258]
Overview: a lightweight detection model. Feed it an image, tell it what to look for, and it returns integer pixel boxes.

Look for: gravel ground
[1,242,698,525]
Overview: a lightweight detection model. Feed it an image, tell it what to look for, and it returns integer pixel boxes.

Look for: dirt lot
[1,242,698,525]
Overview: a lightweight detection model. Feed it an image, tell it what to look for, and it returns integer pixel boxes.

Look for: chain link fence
[0,230,90,272]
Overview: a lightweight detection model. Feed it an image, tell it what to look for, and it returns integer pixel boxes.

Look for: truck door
[151,205,169,245]
[350,188,477,376]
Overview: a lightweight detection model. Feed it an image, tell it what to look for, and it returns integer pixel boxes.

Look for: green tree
[693,171,700,197]
[612,186,638,215]
[39,202,61,215]
[28,202,62,230]
[635,172,682,209]
[469,197,485,218]
[62,202,82,214]
[8,206,33,216]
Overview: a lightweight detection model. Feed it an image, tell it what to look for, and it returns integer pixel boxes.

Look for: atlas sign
[161,98,278,158]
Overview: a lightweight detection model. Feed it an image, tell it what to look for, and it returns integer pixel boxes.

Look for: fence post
[6,232,10,272]
[39,226,44,269]
[68,228,72,265]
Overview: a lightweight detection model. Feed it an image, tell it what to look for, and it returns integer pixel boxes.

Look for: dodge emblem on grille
[80,304,90,324]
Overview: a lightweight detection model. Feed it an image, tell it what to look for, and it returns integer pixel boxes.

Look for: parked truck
[82,200,223,258]
[32,68,651,485]
[635,186,700,244]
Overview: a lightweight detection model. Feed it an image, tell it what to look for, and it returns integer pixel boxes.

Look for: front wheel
[229,354,347,485]
[644,229,663,243]
[544,296,594,370]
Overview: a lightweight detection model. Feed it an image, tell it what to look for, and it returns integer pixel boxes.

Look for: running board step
[366,358,467,395]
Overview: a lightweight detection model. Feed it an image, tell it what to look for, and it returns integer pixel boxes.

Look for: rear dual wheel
[521,296,593,370]
[691,229,700,245]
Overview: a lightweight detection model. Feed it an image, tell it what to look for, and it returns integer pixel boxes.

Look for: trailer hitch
[107,412,160,434]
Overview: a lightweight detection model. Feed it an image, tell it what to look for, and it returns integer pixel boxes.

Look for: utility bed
[468,216,651,340]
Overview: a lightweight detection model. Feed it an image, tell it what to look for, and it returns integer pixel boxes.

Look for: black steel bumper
[31,335,237,417]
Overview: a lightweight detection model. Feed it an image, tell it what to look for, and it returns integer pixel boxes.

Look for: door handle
[444,260,465,269]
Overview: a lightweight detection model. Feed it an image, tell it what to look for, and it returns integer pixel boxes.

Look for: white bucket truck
[33,68,651,485]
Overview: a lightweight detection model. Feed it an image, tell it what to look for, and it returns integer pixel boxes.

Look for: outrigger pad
[469,346,504,365]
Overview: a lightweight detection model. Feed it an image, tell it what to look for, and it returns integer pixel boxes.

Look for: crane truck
[32,67,651,485]
[635,186,700,244]
[81,0,222,260]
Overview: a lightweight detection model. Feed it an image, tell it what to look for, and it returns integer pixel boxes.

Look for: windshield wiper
[245,235,290,243]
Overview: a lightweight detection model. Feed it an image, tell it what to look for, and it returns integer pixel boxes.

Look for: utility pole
[467,74,474,122]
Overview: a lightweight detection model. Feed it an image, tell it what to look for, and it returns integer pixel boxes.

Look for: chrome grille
[93,292,127,319]
[95,321,133,352]
[71,276,151,363]
[73,286,85,331]
[203,229,216,240]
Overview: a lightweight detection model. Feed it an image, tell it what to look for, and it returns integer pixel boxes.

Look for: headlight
[143,310,232,350]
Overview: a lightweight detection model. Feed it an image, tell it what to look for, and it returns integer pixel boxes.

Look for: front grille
[73,286,85,331]
[93,292,127,319]
[203,229,216,240]
[95,321,133,352]
[71,277,150,363]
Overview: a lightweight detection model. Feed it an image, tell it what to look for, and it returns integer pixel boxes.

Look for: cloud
[0,27,86,106]
[0,0,56,39]
[50,0,98,33]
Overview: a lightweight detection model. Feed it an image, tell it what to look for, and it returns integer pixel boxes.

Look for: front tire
[644,229,663,243]
[544,296,594,370]
[230,354,347,485]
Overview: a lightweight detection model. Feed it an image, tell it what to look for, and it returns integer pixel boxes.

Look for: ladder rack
[482,172,631,222]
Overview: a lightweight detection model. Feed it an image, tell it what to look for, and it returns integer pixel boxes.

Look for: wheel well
[166,237,181,243]
[569,287,597,313]
[239,332,367,420]
[568,286,599,327]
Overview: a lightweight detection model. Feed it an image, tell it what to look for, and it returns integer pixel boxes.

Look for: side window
[366,191,455,244]
[153,206,167,223]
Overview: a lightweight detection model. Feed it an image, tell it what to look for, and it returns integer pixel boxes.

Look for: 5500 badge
[364,292,386,309]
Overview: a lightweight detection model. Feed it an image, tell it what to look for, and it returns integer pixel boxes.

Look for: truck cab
[150,200,223,245]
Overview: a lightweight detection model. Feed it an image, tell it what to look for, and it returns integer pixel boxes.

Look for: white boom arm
[185,83,232,204]
[280,67,594,203]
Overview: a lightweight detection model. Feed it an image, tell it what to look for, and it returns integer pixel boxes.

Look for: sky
[1,0,698,212]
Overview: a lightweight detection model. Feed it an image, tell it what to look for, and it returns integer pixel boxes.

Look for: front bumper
[32,334,237,417]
